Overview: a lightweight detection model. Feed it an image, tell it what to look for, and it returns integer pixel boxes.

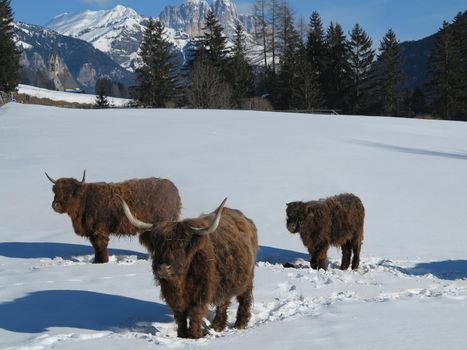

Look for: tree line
[134,3,466,120]
[1,0,465,119]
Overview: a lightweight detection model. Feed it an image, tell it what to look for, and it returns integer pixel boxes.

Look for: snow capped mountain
[15,22,134,93]
[47,5,147,71]
[159,0,211,37]
[40,1,261,76]
[159,0,254,37]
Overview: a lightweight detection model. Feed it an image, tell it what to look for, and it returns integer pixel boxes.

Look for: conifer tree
[229,21,255,107]
[0,0,20,93]
[275,2,300,109]
[426,21,456,119]
[427,13,467,120]
[202,10,229,72]
[323,22,351,112]
[348,23,375,114]
[450,12,467,119]
[294,43,324,110]
[306,11,326,91]
[136,18,176,107]
[95,78,110,108]
[372,29,404,116]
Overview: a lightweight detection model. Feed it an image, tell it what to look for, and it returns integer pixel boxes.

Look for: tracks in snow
[4,255,466,348]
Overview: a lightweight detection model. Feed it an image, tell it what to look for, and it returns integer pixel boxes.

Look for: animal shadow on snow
[347,139,467,161]
[0,242,147,261]
[257,245,309,266]
[401,260,467,280]
[0,290,172,333]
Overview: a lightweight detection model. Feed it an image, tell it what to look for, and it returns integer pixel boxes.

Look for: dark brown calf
[286,193,364,270]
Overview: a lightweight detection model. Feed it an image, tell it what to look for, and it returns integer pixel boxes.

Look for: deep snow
[0,103,466,349]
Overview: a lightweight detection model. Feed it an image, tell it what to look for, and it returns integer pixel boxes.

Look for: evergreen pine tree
[426,21,456,119]
[95,78,110,108]
[323,22,352,113]
[135,18,176,107]
[348,23,375,114]
[275,2,300,109]
[306,11,326,94]
[0,0,20,93]
[293,43,324,110]
[202,10,229,73]
[229,21,255,107]
[372,29,404,116]
[450,12,467,119]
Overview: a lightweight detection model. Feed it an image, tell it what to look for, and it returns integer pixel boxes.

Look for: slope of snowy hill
[0,103,466,349]
[17,84,131,106]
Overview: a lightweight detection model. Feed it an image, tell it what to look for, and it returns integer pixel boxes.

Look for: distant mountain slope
[399,33,437,90]
[47,1,259,71]
[15,22,134,93]
[47,5,147,71]
[399,11,466,91]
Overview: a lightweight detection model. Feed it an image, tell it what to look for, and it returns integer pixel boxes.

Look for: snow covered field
[0,103,466,349]
[17,84,132,107]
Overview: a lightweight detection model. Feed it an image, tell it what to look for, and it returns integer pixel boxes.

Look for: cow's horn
[189,198,227,236]
[117,194,153,230]
[81,169,86,184]
[45,172,57,184]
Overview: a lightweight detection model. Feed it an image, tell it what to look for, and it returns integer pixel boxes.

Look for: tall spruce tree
[294,42,324,110]
[229,21,255,107]
[0,0,20,93]
[450,12,467,119]
[426,21,456,119]
[186,11,232,109]
[348,23,375,114]
[95,79,110,108]
[135,18,176,107]
[323,22,352,112]
[275,2,300,109]
[306,11,326,94]
[372,29,404,116]
[202,10,229,73]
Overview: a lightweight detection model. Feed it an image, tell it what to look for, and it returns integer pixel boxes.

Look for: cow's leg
[309,248,318,269]
[187,303,208,339]
[340,241,352,270]
[89,233,109,263]
[351,237,362,270]
[234,286,253,329]
[211,300,231,332]
[173,310,188,338]
[314,244,329,270]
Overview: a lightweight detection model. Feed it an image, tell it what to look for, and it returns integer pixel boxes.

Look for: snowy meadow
[0,103,466,349]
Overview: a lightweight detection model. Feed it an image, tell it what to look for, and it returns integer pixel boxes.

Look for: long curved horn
[189,198,227,236]
[45,172,57,184]
[117,194,153,230]
[81,169,86,184]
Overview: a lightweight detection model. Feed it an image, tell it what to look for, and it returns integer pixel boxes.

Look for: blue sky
[11,0,466,43]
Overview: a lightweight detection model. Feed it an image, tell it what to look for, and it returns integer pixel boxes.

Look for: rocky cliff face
[159,0,254,37]
[159,0,211,37]
[15,22,134,93]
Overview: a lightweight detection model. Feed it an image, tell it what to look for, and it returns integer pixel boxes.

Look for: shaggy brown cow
[46,171,181,263]
[120,197,258,339]
[286,193,364,270]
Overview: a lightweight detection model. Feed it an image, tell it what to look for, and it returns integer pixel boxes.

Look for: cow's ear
[139,231,155,253]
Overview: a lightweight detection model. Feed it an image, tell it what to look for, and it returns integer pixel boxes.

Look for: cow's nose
[157,264,174,280]
[53,202,62,211]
